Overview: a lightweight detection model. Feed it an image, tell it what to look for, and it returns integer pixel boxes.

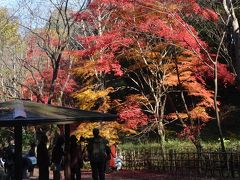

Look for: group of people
[37,127,122,180]
[1,128,122,180]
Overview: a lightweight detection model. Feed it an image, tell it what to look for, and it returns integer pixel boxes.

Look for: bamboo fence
[120,149,240,178]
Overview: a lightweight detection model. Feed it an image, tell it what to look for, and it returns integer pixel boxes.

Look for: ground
[29,169,169,180]
[32,169,215,180]
[0,168,217,180]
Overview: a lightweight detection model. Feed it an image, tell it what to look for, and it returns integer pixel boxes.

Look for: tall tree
[71,0,235,152]
[20,0,87,105]
[222,0,240,82]
[0,8,25,100]
[70,0,134,141]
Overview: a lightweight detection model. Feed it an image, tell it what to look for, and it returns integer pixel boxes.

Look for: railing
[120,149,240,178]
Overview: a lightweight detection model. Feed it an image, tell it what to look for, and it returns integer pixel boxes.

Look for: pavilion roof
[0,100,117,126]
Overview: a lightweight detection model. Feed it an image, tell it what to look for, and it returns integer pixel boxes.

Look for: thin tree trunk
[223,0,240,82]
[48,55,61,104]
[157,120,166,155]
[214,28,227,152]
[214,61,226,152]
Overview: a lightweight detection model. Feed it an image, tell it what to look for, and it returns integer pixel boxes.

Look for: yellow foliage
[168,113,188,120]
[72,86,130,144]
[189,106,211,122]
[73,87,114,112]
[74,121,126,145]
[0,8,20,46]
[126,94,148,104]
[144,52,161,59]
[74,61,96,78]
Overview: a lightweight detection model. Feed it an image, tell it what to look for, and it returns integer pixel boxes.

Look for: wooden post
[14,124,22,180]
[64,124,71,180]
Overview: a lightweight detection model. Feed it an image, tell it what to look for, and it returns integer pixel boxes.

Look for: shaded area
[202,107,240,140]
[0,100,117,180]
[0,168,216,180]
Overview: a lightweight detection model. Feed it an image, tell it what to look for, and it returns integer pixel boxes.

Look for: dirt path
[0,168,217,180]
[32,169,217,180]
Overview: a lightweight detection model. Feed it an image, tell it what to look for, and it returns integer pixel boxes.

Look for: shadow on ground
[0,168,217,180]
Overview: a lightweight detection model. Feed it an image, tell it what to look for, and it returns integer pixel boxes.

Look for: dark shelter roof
[0,100,117,126]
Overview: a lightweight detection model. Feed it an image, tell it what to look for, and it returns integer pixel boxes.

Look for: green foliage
[22,129,35,151]
[119,140,240,152]
[0,127,35,151]
[119,140,195,152]
[0,127,14,146]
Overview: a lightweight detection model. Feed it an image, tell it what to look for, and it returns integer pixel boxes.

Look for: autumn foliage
[20,0,235,144]
[118,96,148,129]
[22,33,77,104]
[69,0,235,142]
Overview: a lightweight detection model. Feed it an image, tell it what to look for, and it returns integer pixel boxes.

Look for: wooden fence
[120,149,240,178]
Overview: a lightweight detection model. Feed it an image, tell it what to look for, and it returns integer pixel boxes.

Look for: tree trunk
[192,136,203,153]
[48,56,60,104]
[214,60,226,152]
[157,121,166,155]
[223,0,240,82]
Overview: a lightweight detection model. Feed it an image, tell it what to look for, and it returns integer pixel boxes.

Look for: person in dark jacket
[51,135,65,180]
[81,128,109,180]
[70,135,82,180]
[4,138,15,179]
[37,134,49,180]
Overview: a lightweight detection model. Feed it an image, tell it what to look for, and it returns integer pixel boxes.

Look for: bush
[119,139,240,153]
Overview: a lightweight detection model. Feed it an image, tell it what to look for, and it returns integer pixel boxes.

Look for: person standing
[51,136,65,180]
[4,138,15,179]
[70,135,82,180]
[83,128,110,180]
[108,143,117,172]
[27,142,37,177]
[37,134,50,180]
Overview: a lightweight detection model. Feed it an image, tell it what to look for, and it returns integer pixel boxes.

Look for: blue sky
[0,0,19,8]
[1,0,86,31]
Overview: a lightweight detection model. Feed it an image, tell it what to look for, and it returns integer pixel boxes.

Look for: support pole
[14,125,22,180]
[64,124,71,180]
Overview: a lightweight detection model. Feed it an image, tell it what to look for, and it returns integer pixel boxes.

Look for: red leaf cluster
[118,97,148,129]
[23,35,78,103]
[73,29,132,76]
[179,124,204,141]
[195,61,235,87]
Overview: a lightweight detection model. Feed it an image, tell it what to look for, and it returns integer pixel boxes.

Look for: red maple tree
[69,0,235,149]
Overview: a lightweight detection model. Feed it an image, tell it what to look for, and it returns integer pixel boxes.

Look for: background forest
[0,0,240,152]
